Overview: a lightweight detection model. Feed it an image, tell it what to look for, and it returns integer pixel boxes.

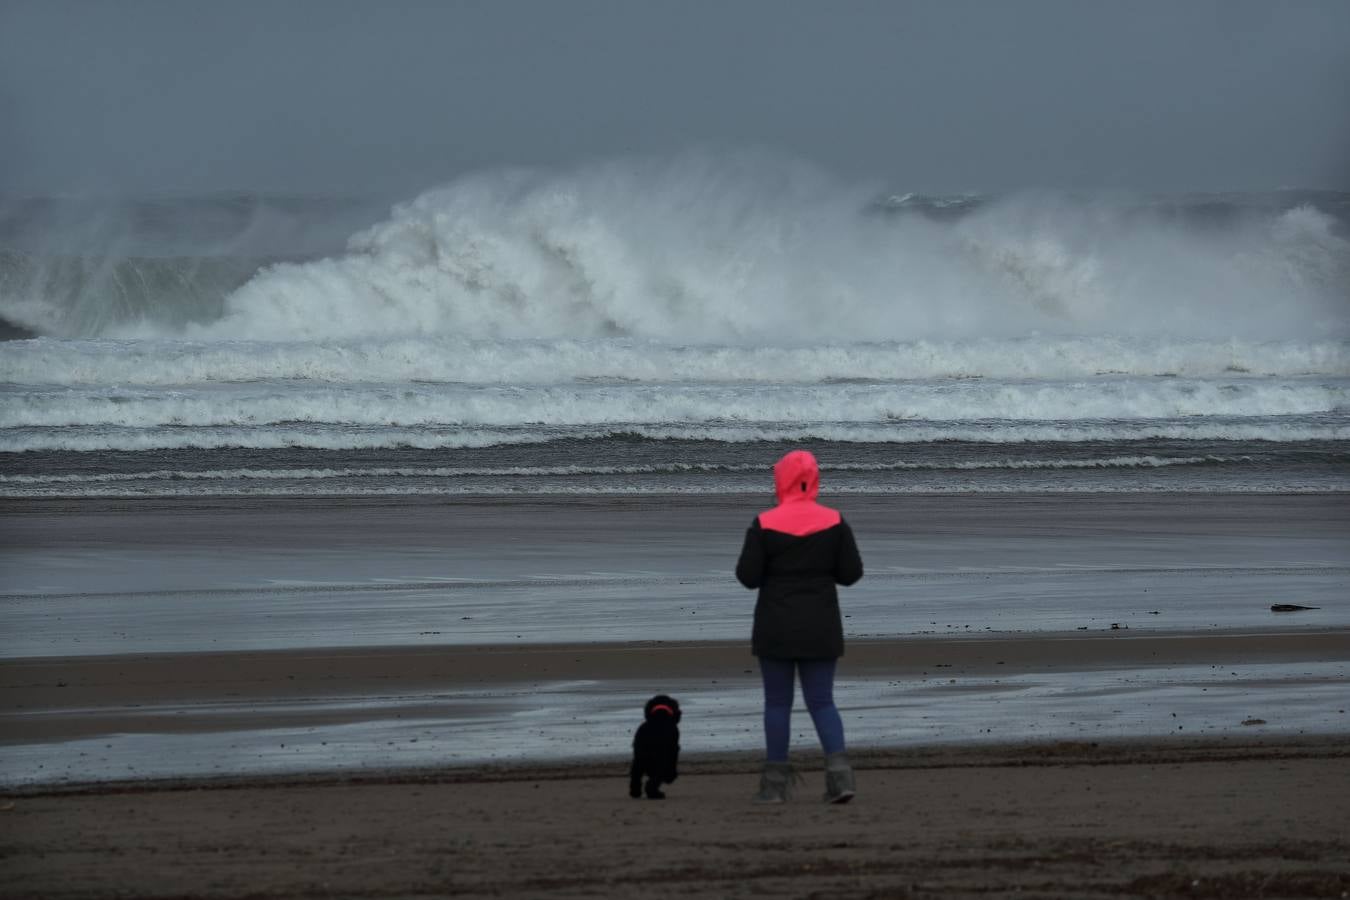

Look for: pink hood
[758,450,842,536]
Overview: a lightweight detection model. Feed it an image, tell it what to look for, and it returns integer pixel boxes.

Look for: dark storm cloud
[2,0,1348,196]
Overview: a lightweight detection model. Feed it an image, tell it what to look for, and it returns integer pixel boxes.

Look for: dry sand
[4,631,1348,740]
[3,740,1348,899]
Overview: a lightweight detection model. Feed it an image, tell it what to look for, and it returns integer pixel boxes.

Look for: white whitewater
[129,158,1350,345]
[1,155,1347,489]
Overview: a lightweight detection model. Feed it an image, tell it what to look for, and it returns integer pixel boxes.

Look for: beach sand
[4,493,1348,659]
[4,631,1348,742]
[4,739,1349,899]
[2,493,1348,897]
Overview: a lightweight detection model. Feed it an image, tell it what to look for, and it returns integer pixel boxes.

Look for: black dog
[629,694,681,799]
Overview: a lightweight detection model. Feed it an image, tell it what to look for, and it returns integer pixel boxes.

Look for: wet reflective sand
[2,494,1346,786]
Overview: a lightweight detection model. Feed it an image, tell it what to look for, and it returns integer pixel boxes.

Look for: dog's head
[644,694,681,724]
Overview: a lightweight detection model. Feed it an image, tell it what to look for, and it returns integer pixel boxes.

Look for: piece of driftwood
[1270,604,1320,612]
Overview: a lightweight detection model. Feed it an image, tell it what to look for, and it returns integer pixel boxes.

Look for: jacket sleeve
[834,518,864,586]
[735,519,765,589]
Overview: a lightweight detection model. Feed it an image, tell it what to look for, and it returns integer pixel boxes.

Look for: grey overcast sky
[2,0,1348,197]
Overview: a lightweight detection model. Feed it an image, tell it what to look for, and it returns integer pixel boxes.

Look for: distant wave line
[2,418,1348,453]
[0,456,1250,485]
[4,336,1348,387]
[3,482,1346,499]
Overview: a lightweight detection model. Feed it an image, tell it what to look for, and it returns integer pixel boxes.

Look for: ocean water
[2,157,1348,497]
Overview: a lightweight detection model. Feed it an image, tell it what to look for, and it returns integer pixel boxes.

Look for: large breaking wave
[2,155,1348,478]
[4,154,1348,347]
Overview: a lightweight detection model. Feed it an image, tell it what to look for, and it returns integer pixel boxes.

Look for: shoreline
[5,488,1350,508]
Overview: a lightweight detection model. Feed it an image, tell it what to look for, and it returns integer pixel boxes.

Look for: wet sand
[5,631,1348,736]
[2,628,1346,787]
[4,493,1348,659]
[2,493,1347,785]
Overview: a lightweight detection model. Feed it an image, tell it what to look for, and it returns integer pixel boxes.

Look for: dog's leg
[629,756,643,799]
[645,778,666,800]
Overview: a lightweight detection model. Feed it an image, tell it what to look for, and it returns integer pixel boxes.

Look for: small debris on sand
[1270,604,1319,612]
[1242,718,1267,726]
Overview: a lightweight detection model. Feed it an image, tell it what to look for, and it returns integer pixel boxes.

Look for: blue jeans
[759,657,846,762]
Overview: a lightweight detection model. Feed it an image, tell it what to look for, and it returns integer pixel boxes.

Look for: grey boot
[752,761,796,804]
[823,752,856,804]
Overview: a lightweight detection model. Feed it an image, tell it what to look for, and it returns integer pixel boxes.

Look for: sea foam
[194,171,1350,345]
[6,155,1347,348]
[3,336,1347,387]
[4,378,1345,431]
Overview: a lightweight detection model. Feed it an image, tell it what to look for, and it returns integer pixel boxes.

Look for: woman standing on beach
[736,449,864,804]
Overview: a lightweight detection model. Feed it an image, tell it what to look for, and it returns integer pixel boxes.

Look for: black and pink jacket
[735,450,864,659]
